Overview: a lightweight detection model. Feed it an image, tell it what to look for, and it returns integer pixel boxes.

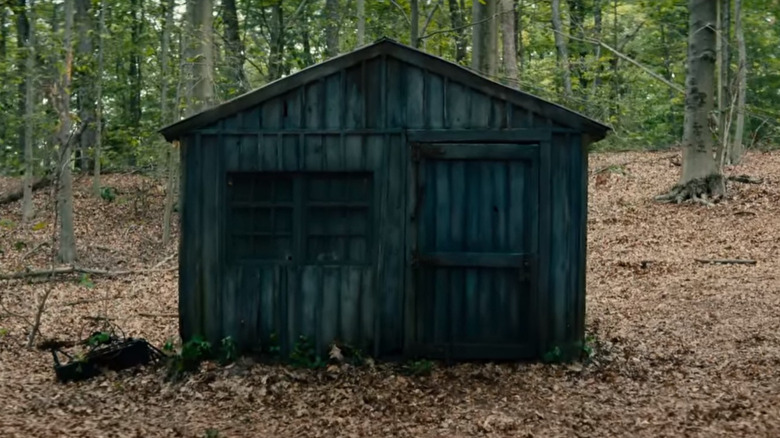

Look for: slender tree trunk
[357,0,365,46]
[161,0,175,245]
[0,8,8,150]
[674,0,723,197]
[567,0,587,94]
[588,0,602,111]
[501,0,518,86]
[447,0,467,64]
[516,0,524,72]
[300,2,314,67]
[22,0,35,222]
[75,0,94,172]
[730,0,746,164]
[222,0,247,95]
[410,0,419,48]
[472,0,497,76]
[268,1,284,80]
[16,0,29,160]
[187,0,214,114]
[56,0,76,263]
[93,0,105,196]
[551,0,572,99]
[324,0,339,58]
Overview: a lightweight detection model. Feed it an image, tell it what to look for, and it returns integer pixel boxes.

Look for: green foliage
[31,221,48,231]
[87,331,111,347]
[268,332,281,356]
[403,359,434,376]
[163,337,176,353]
[100,186,117,203]
[204,429,220,438]
[289,335,326,369]
[165,335,212,380]
[79,273,95,289]
[582,336,595,359]
[218,336,237,365]
[0,219,15,229]
[0,328,9,337]
[13,241,26,251]
[543,346,563,364]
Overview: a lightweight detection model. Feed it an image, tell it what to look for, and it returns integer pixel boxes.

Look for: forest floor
[2,150,780,437]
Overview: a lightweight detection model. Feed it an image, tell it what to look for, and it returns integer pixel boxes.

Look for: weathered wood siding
[179,54,588,359]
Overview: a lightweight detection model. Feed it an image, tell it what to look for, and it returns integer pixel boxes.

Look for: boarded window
[226,172,372,265]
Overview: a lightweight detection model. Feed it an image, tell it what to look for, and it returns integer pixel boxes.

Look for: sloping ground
[1,151,780,437]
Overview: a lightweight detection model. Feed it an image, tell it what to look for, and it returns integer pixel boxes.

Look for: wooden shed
[160,38,610,361]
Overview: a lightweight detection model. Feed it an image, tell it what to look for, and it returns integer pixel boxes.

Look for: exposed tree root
[0,176,51,205]
[655,174,726,205]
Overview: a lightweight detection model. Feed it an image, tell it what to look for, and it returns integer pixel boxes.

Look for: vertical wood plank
[262,97,282,129]
[344,63,364,129]
[282,89,302,129]
[305,81,322,129]
[224,135,241,172]
[261,134,278,171]
[537,139,552,355]
[323,135,343,170]
[365,58,384,128]
[427,73,444,129]
[433,161,450,344]
[325,73,342,129]
[449,160,466,343]
[304,135,323,170]
[282,135,299,171]
[406,66,424,129]
[321,267,340,346]
[360,269,374,350]
[200,135,220,343]
[344,135,363,170]
[386,57,404,127]
[470,91,490,128]
[447,81,470,128]
[240,135,257,172]
[340,267,361,344]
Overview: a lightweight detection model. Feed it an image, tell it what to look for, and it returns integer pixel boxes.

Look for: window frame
[225,171,374,266]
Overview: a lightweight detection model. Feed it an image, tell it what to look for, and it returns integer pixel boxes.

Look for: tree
[357,0,365,46]
[186,0,214,114]
[161,0,175,245]
[657,0,723,203]
[21,0,35,222]
[75,0,96,172]
[222,0,247,95]
[729,0,746,164]
[55,0,76,263]
[92,0,105,195]
[447,0,467,64]
[551,0,572,99]
[500,0,518,86]
[472,0,497,76]
[324,0,339,58]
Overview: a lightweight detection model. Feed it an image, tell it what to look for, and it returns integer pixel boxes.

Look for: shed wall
[179,54,588,358]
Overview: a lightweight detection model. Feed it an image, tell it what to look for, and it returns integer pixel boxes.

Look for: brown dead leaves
[2,152,780,436]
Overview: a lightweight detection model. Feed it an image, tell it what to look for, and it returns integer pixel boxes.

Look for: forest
[1,0,780,436]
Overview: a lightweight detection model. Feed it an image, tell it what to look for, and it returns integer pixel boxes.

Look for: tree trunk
[588,0,602,111]
[57,0,76,263]
[161,0,175,245]
[22,0,35,222]
[472,0,497,76]
[75,0,95,172]
[187,0,214,114]
[222,0,247,95]
[500,0,518,86]
[357,0,365,46]
[567,0,587,94]
[16,0,29,159]
[551,0,572,99]
[267,1,284,81]
[447,0,467,64]
[410,0,419,48]
[730,0,746,164]
[93,0,105,196]
[715,0,730,165]
[324,0,339,58]
[659,0,723,202]
[128,0,142,128]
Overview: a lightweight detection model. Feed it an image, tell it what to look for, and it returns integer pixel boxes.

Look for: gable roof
[159,38,611,142]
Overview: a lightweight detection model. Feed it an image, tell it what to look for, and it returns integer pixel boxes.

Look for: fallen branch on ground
[137,313,178,318]
[694,258,756,265]
[728,174,763,184]
[0,265,176,280]
[0,176,51,205]
[63,296,124,307]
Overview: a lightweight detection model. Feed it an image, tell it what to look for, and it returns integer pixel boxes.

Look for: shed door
[410,142,539,360]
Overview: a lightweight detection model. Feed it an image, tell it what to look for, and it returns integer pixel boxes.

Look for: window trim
[226,171,374,266]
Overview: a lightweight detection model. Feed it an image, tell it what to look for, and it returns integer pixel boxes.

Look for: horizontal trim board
[416,252,533,268]
[407,129,557,143]
[417,143,538,160]
[194,129,407,136]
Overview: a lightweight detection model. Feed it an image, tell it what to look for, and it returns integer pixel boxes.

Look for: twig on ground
[21,241,49,261]
[695,258,756,265]
[1,265,177,280]
[63,296,124,307]
[728,174,763,184]
[153,253,176,269]
[137,313,178,318]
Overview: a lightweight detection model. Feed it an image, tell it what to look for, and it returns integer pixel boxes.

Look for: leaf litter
[1,151,780,437]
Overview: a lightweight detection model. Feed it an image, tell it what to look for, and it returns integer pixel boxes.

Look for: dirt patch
[1,151,780,437]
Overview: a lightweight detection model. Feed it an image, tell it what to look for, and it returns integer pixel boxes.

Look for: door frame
[402,129,553,359]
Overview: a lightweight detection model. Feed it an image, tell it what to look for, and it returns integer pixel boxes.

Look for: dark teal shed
[160,38,610,361]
